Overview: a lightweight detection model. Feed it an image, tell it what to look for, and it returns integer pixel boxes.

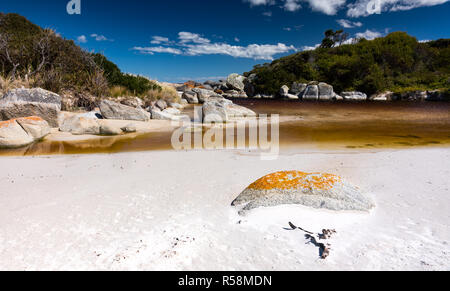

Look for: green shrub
[246,31,450,96]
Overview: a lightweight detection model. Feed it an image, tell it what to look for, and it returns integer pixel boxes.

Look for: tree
[320,29,349,48]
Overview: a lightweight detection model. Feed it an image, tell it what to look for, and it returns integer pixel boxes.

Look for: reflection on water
[1,100,450,156]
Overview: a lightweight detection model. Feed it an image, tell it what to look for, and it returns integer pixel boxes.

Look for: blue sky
[1,0,450,82]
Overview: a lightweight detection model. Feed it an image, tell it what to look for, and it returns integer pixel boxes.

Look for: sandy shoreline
[0,148,449,270]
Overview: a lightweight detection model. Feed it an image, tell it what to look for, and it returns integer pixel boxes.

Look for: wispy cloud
[355,29,383,40]
[151,36,171,45]
[132,46,183,55]
[243,0,449,17]
[90,34,113,42]
[337,19,363,28]
[347,0,450,17]
[132,32,296,60]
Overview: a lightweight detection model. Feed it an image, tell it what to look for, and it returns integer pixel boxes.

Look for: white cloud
[91,34,113,42]
[284,0,302,11]
[244,0,275,6]
[76,35,87,43]
[301,43,321,51]
[303,0,347,15]
[184,42,296,60]
[337,19,363,28]
[178,32,210,44]
[347,0,450,17]
[234,37,240,42]
[151,36,170,44]
[262,11,273,16]
[355,29,383,39]
[134,32,296,60]
[132,46,183,55]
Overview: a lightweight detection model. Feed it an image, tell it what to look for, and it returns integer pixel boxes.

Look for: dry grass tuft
[0,75,34,96]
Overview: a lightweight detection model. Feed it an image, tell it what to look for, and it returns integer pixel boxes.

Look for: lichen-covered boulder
[59,115,101,135]
[302,85,319,101]
[342,92,367,101]
[226,73,246,91]
[0,117,50,148]
[290,82,307,96]
[318,82,335,101]
[99,100,150,121]
[182,91,199,104]
[0,88,62,127]
[232,171,374,215]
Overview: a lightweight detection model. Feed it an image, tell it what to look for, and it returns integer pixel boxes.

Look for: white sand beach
[0,148,449,271]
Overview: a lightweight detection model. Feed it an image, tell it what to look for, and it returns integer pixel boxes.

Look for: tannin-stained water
[1,99,449,156]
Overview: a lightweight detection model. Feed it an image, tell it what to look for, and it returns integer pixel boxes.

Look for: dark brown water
[1,100,449,156]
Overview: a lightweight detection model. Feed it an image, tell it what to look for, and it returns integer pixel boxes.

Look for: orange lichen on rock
[17,116,44,122]
[0,116,44,128]
[247,171,342,191]
[0,119,17,128]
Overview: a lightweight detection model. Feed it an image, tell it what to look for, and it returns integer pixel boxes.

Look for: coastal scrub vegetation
[0,13,163,100]
[246,31,450,96]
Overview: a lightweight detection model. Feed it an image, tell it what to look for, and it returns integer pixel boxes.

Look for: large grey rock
[244,81,256,98]
[0,88,62,127]
[16,117,51,140]
[60,115,101,135]
[151,109,184,121]
[120,97,144,108]
[232,171,375,215]
[98,120,123,136]
[192,88,217,103]
[342,92,367,101]
[0,117,50,148]
[290,83,307,95]
[302,85,319,101]
[371,91,393,101]
[182,91,199,104]
[99,100,150,121]
[280,85,289,96]
[226,73,246,91]
[155,99,168,110]
[203,99,229,123]
[202,97,255,123]
[318,82,335,101]
[227,104,257,118]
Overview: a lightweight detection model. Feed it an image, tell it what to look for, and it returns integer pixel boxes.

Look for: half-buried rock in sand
[232,171,375,215]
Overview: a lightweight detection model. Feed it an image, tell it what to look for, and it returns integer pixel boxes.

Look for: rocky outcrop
[318,82,335,101]
[203,98,229,123]
[182,91,199,104]
[155,99,168,110]
[290,83,307,96]
[99,100,150,121]
[280,85,289,96]
[98,120,123,136]
[192,88,221,103]
[226,73,246,91]
[0,117,50,148]
[232,171,375,215]
[59,115,101,135]
[0,88,62,127]
[120,97,144,109]
[302,85,319,101]
[342,92,367,101]
[151,109,185,121]
[202,97,255,123]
